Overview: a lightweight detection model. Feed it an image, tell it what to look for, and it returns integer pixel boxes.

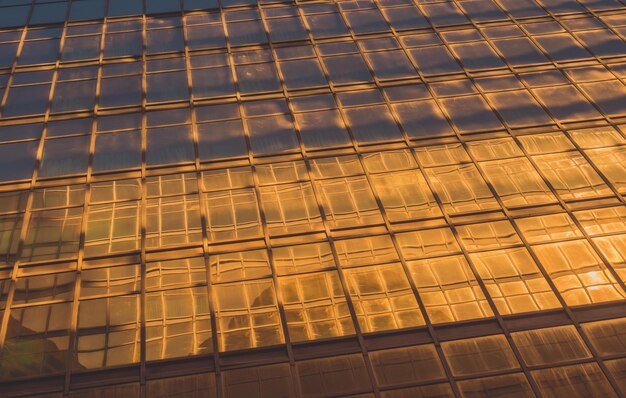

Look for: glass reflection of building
[1,0,626,396]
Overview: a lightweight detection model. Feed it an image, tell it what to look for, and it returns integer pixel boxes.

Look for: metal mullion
[210,3,270,395]
[477,88,626,396]
[419,3,626,395]
[484,1,626,138]
[0,1,35,117]
[0,0,37,348]
[316,2,475,395]
[178,1,222,387]
[63,10,108,394]
[0,0,72,358]
[231,5,302,391]
[381,4,554,397]
[287,0,389,329]
[139,3,149,395]
[279,5,417,397]
[518,27,626,133]
[506,6,626,184]
[563,4,626,50]
[448,0,626,299]
[415,0,626,299]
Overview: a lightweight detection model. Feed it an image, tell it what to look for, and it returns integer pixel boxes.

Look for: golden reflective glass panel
[146,257,207,290]
[370,344,446,387]
[209,249,271,283]
[408,255,492,323]
[296,354,372,397]
[1,302,71,379]
[511,325,591,366]
[222,363,294,398]
[21,207,82,262]
[315,176,383,228]
[532,240,625,305]
[145,286,212,360]
[84,200,140,256]
[259,182,322,235]
[574,206,626,236]
[369,170,441,221]
[146,195,202,248]
[273,241,335,275]
[334,234,399,268]
[582,318,626,357]
[458,373,535,398]
[532,363,618,398]
[470,248,561,314]
[344,263,424,332]
[480,157,556,208]
[146,373,217,398]
[396,227,459,260]
[424,164,499,214]
[213,279,283,351]
[204,188,262,241]
[456,220,522,251]
[441,335,519,377]
[278,270,354,341]
[533,152,612,200]
[515,213,583,243]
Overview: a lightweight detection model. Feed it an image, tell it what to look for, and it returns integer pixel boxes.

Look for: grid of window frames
[2,0,626,396]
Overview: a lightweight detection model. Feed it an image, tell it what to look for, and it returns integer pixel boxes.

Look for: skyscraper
[1,0,626,396]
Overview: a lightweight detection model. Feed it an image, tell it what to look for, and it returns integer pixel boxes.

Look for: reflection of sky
[1,0,626,394]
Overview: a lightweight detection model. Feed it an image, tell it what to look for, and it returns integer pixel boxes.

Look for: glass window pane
[323,54,373,84]
[458,373,535,398]
[295,109,351,149]
[512,326,591,366]
[223,363,293,398]
[145,287,212,360]
[533,240,625,305]
[532,363,617,398]
[146,195,202,248]
[76,295,140,369]
[408,254,493,323]
[345,263,424,332]
[3,84,51,117]
[370,344,445,387]
[260,183,322,235]
[278,271,354,341]
[392,100,453,138]
[0,302,71,380]
[280,58,327,90]
[0,141,38,181]
[442,335,519,376]
[22,207,82,262]
[205,188,262,241]
[370,170,441,221]
[100,76,142,107]
[425,164,499,214]
[147,126,195,166]
[39,136,90,178]
[344,105,403,143]
[296,354,372,397]
[93,131,142,171]
[471,248,561,314]
[246,115,299,154]
[213,279,283,351]
[197,120,247,160]
[315,176,383,228]
[85,201,140,257]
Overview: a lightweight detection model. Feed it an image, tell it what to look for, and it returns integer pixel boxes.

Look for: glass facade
[1,0,626,396]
